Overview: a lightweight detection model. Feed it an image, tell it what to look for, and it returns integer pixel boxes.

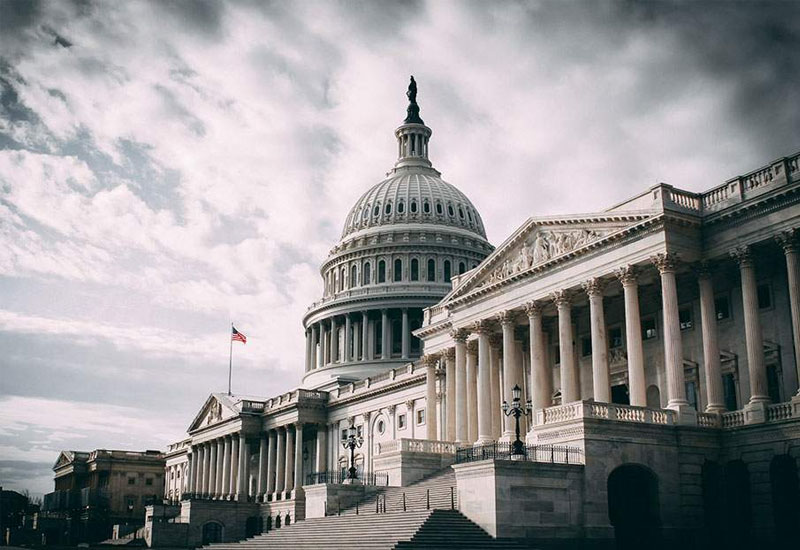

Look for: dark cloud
[156,0,227,37]
[0,0,41,34]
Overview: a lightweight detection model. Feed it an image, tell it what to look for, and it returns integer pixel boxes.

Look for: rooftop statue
[404,75,424,124]
[407,76,417,104]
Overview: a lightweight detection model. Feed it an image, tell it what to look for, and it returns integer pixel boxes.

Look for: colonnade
[186,423,312,502]
[424,241,800,441]
[305,308,415,371]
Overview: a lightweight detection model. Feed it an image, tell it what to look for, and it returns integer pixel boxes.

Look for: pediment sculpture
[481,227,613,287]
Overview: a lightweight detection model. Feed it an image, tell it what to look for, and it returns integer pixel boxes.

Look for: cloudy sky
[1,0,799,496]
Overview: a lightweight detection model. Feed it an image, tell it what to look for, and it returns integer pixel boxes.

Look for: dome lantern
[394,76,433,171]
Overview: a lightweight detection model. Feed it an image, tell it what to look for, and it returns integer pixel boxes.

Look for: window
[423,201,431,214]
[341,267,346,291]
[385,202,392,215]
[410,200,417,213]
[609,326,623,349]
[416,409,426,425]
[427,259,436,282]
[397,201,405,214]
[128,477,136,485]
[436,202,443,215]
[686,380,698,410]
[145,477,154,486]
[377,419,385,434]
[357,425,363,438]
[447,204,455,217]
[679,307,693,330]
[642,317,657,340]
[351,265,357,287]
[723,373,737,411]
[467,210,473,222]
[378,260,386,283]
[581,337,592,357]
[364,262,371,285]
[444,260,452,282]
[715,295,730,320]
[373,204,380,216]
[758,284,772,309]
[126,496,136,510]
[458,261,466,275]
[363,207,369,220]
[341,429,348,441]
[411,258,419,281]
[458,206,465,219]
[398,414,407,429]
[394,258,402,282]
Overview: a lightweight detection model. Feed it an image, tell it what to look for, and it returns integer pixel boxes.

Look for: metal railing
[455,442,584,465]
[306,470,389,486]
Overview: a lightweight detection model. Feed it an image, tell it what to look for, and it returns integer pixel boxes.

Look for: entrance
[201,522,223,545]
[607,464,660,549]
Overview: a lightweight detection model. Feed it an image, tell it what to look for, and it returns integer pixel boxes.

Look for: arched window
[363,207,370,220]
[397,201,405,214]
[373,204,380,216]
[411,258,419,281]
[341,267,347,291]
[444,260,451,282]
[410,200,417,213]
[448,204,455,217]
[427,259,436,281]
[423,201,431,214]
[467,209,473,222]
[378,260,386,283]
[458,206,465,219]
[350,265,357,287]
[458,261,466,275]
[364,262,371,285]
[436,202,443,215]
[385,202,392,215]
[394,258,402,282]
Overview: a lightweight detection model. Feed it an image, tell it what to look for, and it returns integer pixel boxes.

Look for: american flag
[231,326,247,344]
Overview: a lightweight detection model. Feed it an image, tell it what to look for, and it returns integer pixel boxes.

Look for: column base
[666,402,697,425]
[704,405,726,414]
[744,401,768,424]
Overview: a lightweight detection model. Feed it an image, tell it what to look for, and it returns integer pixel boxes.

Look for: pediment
[53,451,74,469]
[188,394,238,432]
[446,213,656,301]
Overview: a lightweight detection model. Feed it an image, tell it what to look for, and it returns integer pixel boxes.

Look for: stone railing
[665,187,701,212]
[539,401,674,426]
[329,362,423,402]
[766,402,794,422]
[697,412,720,428]
[721,410,745,428]
[375,438,457,456]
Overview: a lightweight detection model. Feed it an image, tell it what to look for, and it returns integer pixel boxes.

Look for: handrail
[454,442,585,465]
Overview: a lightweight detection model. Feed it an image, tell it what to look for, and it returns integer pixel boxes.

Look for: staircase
[205,509,526,549]
[339,467,458,515]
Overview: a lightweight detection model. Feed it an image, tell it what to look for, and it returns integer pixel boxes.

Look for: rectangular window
[641,317,657,340]
[340,429,347,441]
[685,380,698,410]
[715,295,730,320]
[679,307,693,330]
[398,414,407,429]
[581,337,592,357]
[357,425,363,438]
[145,478,154,486]
[757,283,772,309]
[416,409,425,425]
[609,326,623,349]
[127,477,136,485]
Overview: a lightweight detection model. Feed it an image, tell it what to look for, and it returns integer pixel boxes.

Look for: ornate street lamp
[341,424,364,483]
[502,384,532,459]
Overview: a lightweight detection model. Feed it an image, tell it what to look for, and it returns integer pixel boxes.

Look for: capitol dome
[302,77,493,389]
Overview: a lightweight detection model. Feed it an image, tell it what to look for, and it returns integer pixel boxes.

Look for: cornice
[702,184,800,230]
[327,372,426,407]
[320,239,493,273]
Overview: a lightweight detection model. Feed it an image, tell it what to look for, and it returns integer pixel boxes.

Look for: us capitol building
[142,79,800,549]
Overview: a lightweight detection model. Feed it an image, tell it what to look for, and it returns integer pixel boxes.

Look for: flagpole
[228,322,233,396]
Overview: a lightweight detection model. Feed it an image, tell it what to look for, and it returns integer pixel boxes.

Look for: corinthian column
[696,263,725,412]
[731,246,770,404]
[583,279,611,403]
[489,334,503,439]
[294,424,304,494]
[285,426,295,495]
[402,308,410,359]
[208,441,217,498]
[466,339,479,444]
[615,266,646,406]
[552,290,579,403]
[361,311,369,361]
[525,301,550,415]
[221,437,230,499]
[776,230,800,396]
[305,329,312,372]
[381,309,390,359]
[275,428,286,496]
[444,348,456,441]
[451,329,469,445]
[266,430,276,496]
[423,354,439,440]
[652,253,691,414]
[330,316,339,363]
[320,323,328,366]
[235,435,247,501]
[311,324,319,369]
[215,438,224,497]
[228,436,238,497]
[497,310,519,439]
[344,314,352,363]
[473,321,493,444]
[257,434,267,501]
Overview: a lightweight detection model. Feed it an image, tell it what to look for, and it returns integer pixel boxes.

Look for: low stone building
[150,80,800,548]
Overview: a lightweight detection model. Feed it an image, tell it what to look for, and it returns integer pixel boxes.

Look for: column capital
[651,252,680,274]
[405,399,415,410]
[550,289,573,308]
[614,264,639,285]
[470,319,493,334]
[421,353,439,367]
[381,308,389,314]
[402,307,408,313]
[693,260,714,280]
[495,310,517,327]
[581,277,606,297]
[444,347,456,360]
[466,339,478,354]
[489,333,503,349]
[776,229,799,253]
[524,300,544,318]
[361,310,369,317]
[729,245,753,267]
[387,404,396,414]
[450,327,469,342]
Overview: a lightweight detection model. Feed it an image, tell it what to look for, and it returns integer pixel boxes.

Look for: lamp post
[502,384,532,460]
[341,424,363,483]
